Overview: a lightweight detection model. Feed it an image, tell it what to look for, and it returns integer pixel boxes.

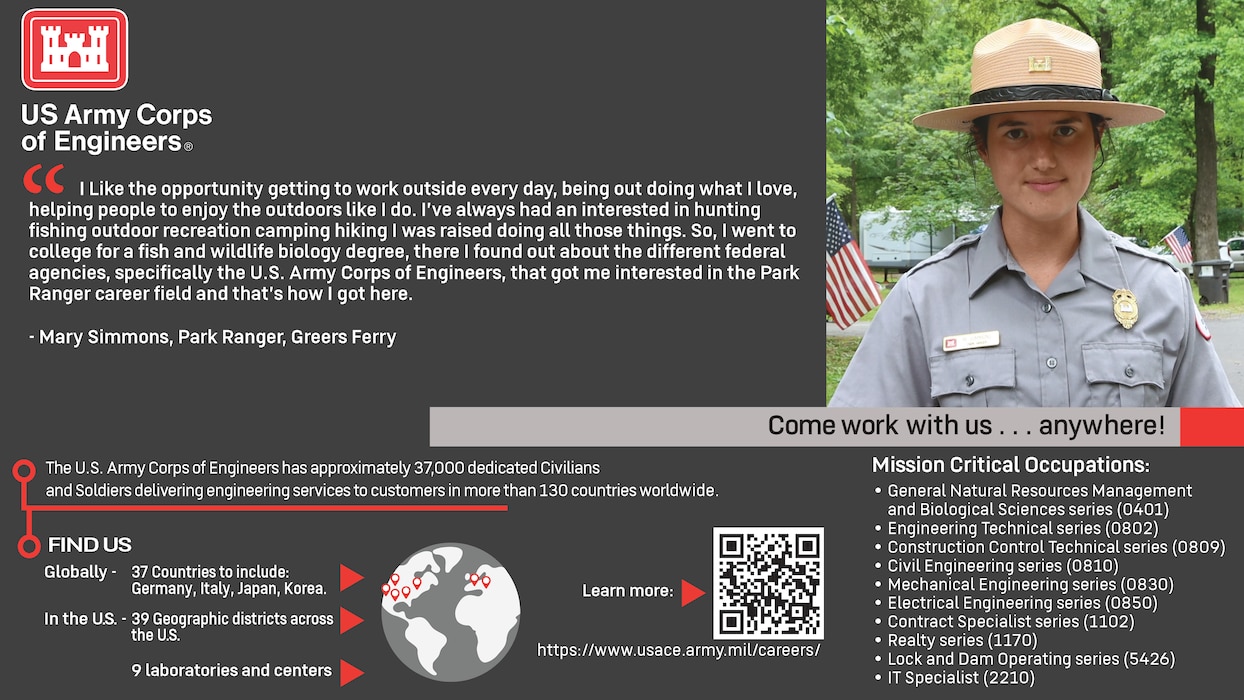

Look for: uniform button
[1041,302,1053,313]
[1046,357,1058,369]
[965,375,975,387]
[1124,366,1135,378]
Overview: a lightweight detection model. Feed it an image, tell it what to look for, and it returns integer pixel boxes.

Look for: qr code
[713,527,824,640]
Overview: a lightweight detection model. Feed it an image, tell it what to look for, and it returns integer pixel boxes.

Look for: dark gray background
[8,2,1238,697]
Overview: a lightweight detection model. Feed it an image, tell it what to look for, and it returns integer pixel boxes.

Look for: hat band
[969,84,1118,105]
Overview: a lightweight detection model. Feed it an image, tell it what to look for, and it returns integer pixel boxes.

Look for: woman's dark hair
[968,113,1111,169]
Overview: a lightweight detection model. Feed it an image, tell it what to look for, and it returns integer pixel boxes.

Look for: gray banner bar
[429,408,1180,447]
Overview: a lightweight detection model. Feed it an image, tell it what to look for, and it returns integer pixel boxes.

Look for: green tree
[1192,0,1221,258]
[827,1,933,225]
[826,12,866,200]
[1099,0,1241,249]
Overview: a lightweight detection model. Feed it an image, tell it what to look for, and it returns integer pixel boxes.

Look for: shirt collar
[1075,207,1128,291]
[966,209,1009,297]
[967,206,1126,297]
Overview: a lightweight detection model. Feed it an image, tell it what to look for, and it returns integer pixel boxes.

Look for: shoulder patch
[1195,309,1212,341]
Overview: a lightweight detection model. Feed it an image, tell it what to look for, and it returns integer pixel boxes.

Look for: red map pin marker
[381,583,390,595]
[481,575,491,589]
[469,573,479,586]
[401,586,411,599]
[390,589,399,601]
[390,573,400,585]
[413,577,422,590]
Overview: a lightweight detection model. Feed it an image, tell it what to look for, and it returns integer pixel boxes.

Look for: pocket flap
[929,348,1016,397]
[1083,343,1163,388]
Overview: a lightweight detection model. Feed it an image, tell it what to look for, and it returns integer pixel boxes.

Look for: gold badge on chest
[1113,289,1138,329]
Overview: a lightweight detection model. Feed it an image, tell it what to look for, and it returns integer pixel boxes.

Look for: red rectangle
[1179,408,1244,446]
[22,8,128,90]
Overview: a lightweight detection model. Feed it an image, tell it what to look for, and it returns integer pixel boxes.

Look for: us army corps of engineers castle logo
[22,8,128,90]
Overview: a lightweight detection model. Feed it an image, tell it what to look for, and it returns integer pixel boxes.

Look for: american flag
[826,196,881,329]
[1162,225,1193,264]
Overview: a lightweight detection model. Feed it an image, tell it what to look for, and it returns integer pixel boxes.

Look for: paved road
[829,311,1244,405]
[1203,310,1244,404]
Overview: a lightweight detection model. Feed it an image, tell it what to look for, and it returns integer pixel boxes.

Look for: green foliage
[1089,117,1195,242]
[833,0,931,86]
[825,336,862,404]
[825,11,868,121]
[1221,208,1244,234]
[869,53,996,234]
[826,121,852,197]
[1097,0,1244,239]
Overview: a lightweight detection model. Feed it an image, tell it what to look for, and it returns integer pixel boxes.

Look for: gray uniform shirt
[830,207,1240,407]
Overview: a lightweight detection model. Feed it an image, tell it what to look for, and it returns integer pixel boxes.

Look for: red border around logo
[22,8,128,91]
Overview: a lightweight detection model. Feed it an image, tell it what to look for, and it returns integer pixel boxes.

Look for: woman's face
[978,110,1099,230]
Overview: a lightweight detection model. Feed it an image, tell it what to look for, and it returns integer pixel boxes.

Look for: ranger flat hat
[913,18,1164,131]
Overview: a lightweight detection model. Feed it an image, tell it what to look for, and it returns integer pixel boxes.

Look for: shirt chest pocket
[929,349,1017,407]
[1083,343,1164,407]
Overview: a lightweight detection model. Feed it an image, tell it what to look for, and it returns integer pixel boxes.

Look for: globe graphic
[380,543,521,682]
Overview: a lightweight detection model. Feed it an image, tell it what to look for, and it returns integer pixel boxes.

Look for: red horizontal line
[24,504,508,512]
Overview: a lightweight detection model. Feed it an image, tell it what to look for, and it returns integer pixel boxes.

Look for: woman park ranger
[831,18,1239,407]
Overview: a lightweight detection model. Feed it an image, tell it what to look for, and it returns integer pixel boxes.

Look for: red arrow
[681,579,706,607]
[340,607,363,634]
[340,659,364,686]
[340,564,364,591]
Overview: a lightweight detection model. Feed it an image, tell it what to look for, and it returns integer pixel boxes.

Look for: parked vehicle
[1225,236,1244,272]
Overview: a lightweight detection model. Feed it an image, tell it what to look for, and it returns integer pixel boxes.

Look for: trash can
[1193,259,1231,305]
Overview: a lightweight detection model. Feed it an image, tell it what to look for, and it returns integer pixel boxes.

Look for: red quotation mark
[25,164,64,194]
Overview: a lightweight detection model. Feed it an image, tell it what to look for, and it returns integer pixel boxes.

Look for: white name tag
[942,330,1000,352]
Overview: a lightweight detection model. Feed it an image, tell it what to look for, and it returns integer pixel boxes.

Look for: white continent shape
[456,565,520,663]
[403,617,448,676]
[382,547,459,675]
